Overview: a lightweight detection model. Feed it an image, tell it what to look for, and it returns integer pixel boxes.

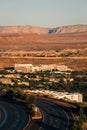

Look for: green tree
[5,89,14,99]
[25,94,35,107]
[72,124,83,130]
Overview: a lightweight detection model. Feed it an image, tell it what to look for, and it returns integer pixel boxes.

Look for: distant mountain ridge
[0,25,49,34]
[49,24,87,34]
[0,24,87,34]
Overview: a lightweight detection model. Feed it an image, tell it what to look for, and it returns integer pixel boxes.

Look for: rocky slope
[0,24,87,70]
[0,32,87,51]
[0,25,49,34]
[0,24,87,34]
[49,24,87,34]
[0,24,87,51]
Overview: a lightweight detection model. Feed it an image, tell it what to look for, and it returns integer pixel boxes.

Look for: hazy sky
[0,0,87,27]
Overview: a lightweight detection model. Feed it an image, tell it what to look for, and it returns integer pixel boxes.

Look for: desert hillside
[0,24,87,34]
[0,24,87,70]
[49,24,87,34]
[0,32,87,50]
[0,24,87,51]
[0,25,49,34]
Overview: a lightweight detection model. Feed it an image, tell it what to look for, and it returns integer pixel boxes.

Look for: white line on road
[63,110,69,130]
[0,105,7,128]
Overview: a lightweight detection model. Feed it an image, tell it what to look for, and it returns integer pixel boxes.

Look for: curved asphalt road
[0,101,28,130]
[36,98,75,130]
[0,98,75,130]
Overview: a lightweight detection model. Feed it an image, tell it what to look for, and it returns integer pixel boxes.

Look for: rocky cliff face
[57,24,87,33]
[49,24,87,34]
[0,24,87,35]
[0,24,87,51]
[0,25,49,34]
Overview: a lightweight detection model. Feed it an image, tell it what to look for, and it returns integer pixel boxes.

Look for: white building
[57,65,69,71]
[15,64,72,73]
[32,66,40,72]
[53,92,83,102]
[26,90,83,102]
[15,64,33,72]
